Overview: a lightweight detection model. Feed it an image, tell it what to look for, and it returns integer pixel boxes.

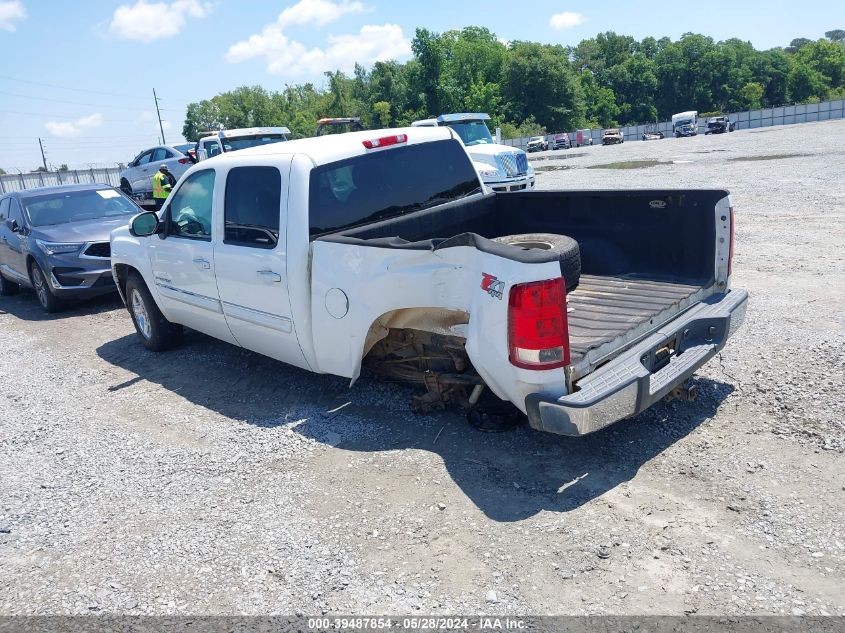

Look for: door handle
[193,257,211,270]
[257,270,281,282]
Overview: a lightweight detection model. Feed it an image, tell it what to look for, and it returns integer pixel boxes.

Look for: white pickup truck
[110,126,747,436]
[195,127,291,162]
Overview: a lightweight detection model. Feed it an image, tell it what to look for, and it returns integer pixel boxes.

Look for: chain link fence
[0,167,122,194]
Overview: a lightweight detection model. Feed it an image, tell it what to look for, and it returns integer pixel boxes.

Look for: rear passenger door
[213,162,310,370]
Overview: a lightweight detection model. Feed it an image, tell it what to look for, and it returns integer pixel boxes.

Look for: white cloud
[549,11,587,30]
[45,113,104,138]
[278,0,366,28]
[226,23,410,76]
[0,0,26,32]
[109,0,208,42]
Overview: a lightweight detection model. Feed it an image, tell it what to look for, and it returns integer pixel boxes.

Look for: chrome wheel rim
[32,267,49,307]
[130,289,152,339]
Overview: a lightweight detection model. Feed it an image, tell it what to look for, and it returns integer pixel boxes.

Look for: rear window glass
[308,139,480,237]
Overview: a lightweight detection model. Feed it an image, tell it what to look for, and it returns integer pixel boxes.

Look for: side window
[151,148,167,162]
[224,167,281,249]
[0,198,9,221]
[206,141,221,157]
[7,199,24,224]
[137,151,153,166]
[167,170,215,241]
[163,149,174,159]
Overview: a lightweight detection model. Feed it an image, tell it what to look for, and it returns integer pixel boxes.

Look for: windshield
[676,120,692,126]
[442,120,494,146]
[22,189,138,227]
[309,139,481,236]
[222,135,287,152]
[529,137,543,143]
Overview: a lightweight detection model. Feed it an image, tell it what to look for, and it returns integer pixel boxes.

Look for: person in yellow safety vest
[152,164,176,210]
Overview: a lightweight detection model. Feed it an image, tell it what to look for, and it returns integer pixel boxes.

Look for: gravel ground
[1,120,843,616]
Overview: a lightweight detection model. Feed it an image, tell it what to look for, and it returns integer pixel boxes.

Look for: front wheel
[120,179,132,195]
[125,272,183,351]
[29,262,64,313]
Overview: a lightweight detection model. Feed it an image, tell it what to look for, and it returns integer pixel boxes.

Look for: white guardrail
[0,167,121,194]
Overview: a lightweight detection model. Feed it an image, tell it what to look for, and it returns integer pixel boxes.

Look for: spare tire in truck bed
[492,233,581,292]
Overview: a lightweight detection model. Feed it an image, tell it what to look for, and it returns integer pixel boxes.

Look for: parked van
[672,111,699,137]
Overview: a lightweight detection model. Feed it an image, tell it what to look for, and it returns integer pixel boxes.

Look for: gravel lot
[1,120,843,616]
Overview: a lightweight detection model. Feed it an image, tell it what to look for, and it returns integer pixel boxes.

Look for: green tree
[503,42,585,130]
[826,29,845,43]
[739,82,765,109]
[411,28,444,115]
[372,101,391,127]
[787,64,829,102]
[580,71,620,127]
[58,164,69,172]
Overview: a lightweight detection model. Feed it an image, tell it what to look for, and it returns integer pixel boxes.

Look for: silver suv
[119,145,194,198]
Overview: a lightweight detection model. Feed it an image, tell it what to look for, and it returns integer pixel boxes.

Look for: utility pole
[38,137,48,171]
[153,88,166,145]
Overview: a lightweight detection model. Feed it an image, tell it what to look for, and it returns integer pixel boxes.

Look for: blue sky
[0,0,841,170]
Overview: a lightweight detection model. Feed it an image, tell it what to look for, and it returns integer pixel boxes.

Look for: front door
[0,198,30,284]
[213,163,310,370]
[148,168,237,344]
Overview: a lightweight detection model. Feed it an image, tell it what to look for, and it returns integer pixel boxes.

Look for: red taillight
[728,206,735,276]
[362,134,407,149]
[508,278,570,370]
[178,158,191,164]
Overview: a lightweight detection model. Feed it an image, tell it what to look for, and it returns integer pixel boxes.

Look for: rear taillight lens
[728,206,735,276]
[508,278,570,370]
[178,158,191,164]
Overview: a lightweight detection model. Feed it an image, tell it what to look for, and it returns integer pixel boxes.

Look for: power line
[0,73,193,104]
[0,89,175,112]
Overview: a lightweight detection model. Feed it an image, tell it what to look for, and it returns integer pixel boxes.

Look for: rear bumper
[525,289,748,436]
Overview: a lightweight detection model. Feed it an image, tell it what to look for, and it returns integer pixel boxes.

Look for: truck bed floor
[567,275,703,365]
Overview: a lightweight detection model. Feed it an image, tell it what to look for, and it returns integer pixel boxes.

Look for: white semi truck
[411,114,535,193]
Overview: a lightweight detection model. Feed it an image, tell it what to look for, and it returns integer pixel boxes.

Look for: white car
[526,136,548,153]
[111,126,747,436]
[412,114,536,193]
[120,145,194,199]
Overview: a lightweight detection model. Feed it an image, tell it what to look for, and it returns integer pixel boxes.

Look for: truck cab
[196,127,291,162]
[412,113,535,193]
[672,111,699,138]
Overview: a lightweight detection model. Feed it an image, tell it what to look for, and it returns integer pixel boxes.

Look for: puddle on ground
[695,149,730,153]
[535,165,574,172]
[586,160,670,170]
[728,153,805,162]
[529,152,588,162]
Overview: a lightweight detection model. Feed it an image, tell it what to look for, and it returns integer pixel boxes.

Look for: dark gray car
[0,184,139,312]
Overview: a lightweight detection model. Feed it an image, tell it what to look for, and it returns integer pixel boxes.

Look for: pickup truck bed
[567,274,702,365]
[322,188,729,386]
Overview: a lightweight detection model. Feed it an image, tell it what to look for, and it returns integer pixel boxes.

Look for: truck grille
[498,151,528,177]
[83,242,111,258]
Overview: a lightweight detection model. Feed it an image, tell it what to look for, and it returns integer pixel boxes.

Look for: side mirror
[5,218,19,232]
[129,211,160,237]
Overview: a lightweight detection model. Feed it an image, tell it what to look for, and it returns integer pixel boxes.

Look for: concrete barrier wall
[505,98,845,149]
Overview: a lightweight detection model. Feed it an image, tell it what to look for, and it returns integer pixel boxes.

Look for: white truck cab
[672,111,699,138]
[412,114,535,193]
[196,127,291,161]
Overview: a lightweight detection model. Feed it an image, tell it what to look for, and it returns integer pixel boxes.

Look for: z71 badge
[481,273,505,300]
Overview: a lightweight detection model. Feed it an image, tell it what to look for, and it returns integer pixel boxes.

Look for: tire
[0,272,20,296]
[120,179,132,195]
[29,261,64,313]
[492,233,581,292]
[125,272,183,351]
